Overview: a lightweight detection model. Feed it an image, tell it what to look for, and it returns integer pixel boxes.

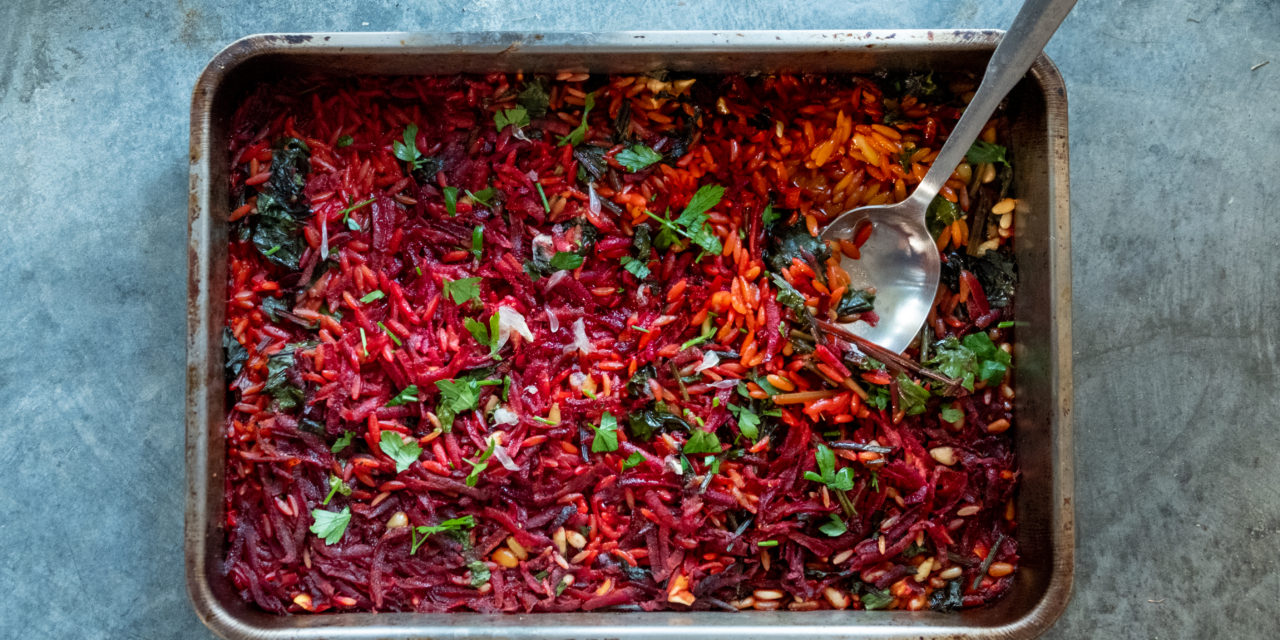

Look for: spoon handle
[908,0,1077,211]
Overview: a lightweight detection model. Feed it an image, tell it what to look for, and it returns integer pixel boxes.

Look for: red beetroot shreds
[222,72,1021,615]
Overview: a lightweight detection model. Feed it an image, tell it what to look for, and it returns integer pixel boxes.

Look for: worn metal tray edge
[187,30,1073,640]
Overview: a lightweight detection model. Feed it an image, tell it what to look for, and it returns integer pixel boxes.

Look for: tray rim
[186,29,1073,640]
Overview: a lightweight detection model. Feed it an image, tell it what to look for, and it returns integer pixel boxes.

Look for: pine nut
[992,198,1016,215]
[832,549,854,565]
[753,599,781,610]
[929,446,957,466]
[981,163,997,183]
[914,558,934,582]
[938,566,964,580]
[956,505,982,517]
[988,562,1015,578]
[386,511,409,529]
[492,548,519,568]
[823,587,850,609]
[552,527,567,555]
[753,589,785,601]
[730,597,756,610]
[506,536,528,560]
[986,418,1011,434]
[565,530,587,549]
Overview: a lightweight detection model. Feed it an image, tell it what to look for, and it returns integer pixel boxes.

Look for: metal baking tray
[187,30,1073,640]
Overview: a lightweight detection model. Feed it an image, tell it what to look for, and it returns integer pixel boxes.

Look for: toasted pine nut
[832,549,854,565]
[956,505,982,517]
[753,598,781,610]
[929,446,957,466]
[988,562,1015,578]
[386,511,409,529]
[981,163,997,184]
[823,586,850,609]
[552,527,568,555]
[753,589,785,601]
[999,211,1013,229]
[938,566,964,580]
[986,418,1012,434]
[915,558,934,582]
[991,198,1016,215]
[507,536,528,560]
[565,530,587,549]
[730,597,756,610]
[492,548,519,568]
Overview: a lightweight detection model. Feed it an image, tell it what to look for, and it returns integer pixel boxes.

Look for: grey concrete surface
[0,0,1276,638]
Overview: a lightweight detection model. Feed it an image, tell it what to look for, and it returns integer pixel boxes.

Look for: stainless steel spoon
[821,0,1076,353]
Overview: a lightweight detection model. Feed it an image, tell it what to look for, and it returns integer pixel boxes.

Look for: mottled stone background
[0,0,1276,637]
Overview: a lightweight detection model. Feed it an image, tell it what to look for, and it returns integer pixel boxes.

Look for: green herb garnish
[558,92,595,146]
[818,513,847,537]
[378,431,423,473]
[360,289,385,304]
[494,105,530,131]
[550,251,584,271]
[615,144,663,172]
[442,277,483,305]
[331,431,355,453]
[322,474,352,506]
[386,385,420,407]
[309,506,351,545]
[411,515,475,555]
[590,412,620,453]
[622,452,645,471]
[804,444,854,491]
[646,184,725,255]
[443,186,459,217]
[683,429,721,455]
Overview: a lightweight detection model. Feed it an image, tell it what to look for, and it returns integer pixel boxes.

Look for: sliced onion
[694,351,720,373]
[588,184,601,216]
[547,309,560,333]
[494,306,534,352]
[492,406,519,426]
[708,379,739,390]
[543,270,568,292]
[566,318,594,354]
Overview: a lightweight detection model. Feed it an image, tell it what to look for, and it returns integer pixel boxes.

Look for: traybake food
[220,69,1024,615]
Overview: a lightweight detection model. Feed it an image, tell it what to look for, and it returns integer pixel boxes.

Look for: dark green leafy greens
[517,79,550,118]
[966,141,1010,167]
[925,333,1012,391]
[926,195,962,239]
[241,138,312,270]
[223,328,247,378]
[765,220,829,273]
[896,373,931,416]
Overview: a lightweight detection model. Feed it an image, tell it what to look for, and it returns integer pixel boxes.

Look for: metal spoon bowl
[820,0,1076,353]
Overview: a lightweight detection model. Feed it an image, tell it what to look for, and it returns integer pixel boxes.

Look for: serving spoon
[821,0,1076,353]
